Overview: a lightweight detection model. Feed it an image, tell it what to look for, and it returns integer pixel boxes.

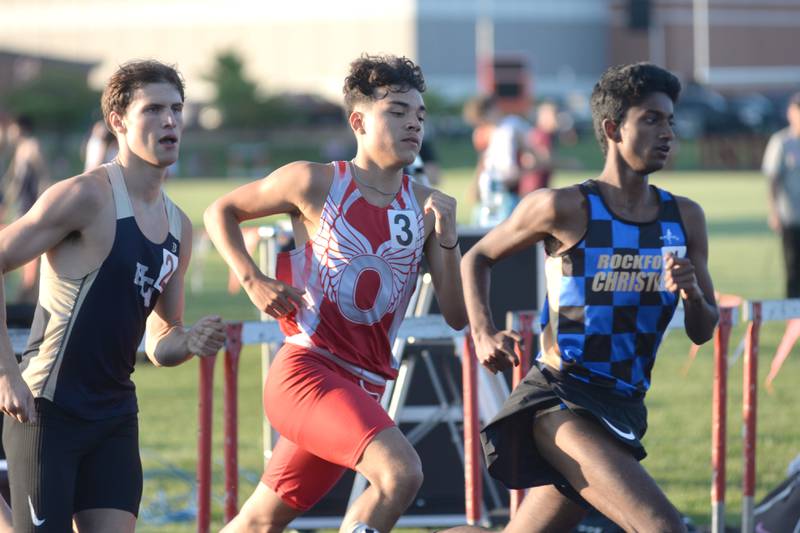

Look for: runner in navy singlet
[443,64,720,533]
[0,60,225,533]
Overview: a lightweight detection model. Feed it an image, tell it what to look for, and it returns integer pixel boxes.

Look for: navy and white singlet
[19,161,182,419]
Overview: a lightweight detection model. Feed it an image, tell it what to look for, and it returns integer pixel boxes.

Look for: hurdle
[712,306,735,533]
[506,310,538,518]
[195,315,463,533]
[738,298,800,533]
[462,304,743,530]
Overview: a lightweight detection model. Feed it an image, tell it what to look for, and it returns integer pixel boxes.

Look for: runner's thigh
[3,403,82,533]
[74,413,142,516]
[533,409,682,530]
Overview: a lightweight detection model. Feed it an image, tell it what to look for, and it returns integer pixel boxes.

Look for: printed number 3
[394,213,413,246]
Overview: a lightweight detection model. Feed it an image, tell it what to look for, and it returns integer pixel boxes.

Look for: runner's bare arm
[203,161,328,317]
[461,188,560,372]
[0,175,104,422]
[146,212,226,366]
[667,198,719,344]
[419,186,467,329]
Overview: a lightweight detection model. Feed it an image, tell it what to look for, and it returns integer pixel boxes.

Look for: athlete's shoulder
[269,160,334,197]
[43,168,110,212]
[410,179,452,205]
[167,199,192,240]
[672,194,706,227]
[507,184,584,237]
[551,182,583,199]
[176,207,193,257]
[272,160,333,179]
[528,183,583,214]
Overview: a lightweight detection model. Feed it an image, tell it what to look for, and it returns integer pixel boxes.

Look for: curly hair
[590,62,681,156]
[343,54,426,114]
[101,60,185,130]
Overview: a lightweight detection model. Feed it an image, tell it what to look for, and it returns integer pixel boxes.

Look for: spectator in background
[463,95,495,160]
[474,96,535,227]
[764,92,800,264]
[83,120,118,172]
[2,116,49,221]
[762,91,800,389]
[1,115,50,303]
[518,101,560,196]
[462,95,496,204]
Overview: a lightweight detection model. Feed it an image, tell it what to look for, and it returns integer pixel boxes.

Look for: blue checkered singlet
[537,180,687,397]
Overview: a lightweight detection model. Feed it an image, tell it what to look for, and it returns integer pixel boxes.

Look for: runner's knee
[373,454,423,502]
[644,505,686,533]
[615,500,685,533]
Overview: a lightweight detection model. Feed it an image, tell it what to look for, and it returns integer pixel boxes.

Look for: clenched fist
[424,191,458,248]
[187,315,227,357]
[243,274,305,319]
[472,328,522,374]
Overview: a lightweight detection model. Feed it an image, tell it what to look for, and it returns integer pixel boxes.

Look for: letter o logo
[337,255,395,325]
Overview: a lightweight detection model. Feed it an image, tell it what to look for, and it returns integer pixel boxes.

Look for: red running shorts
[261,343,394,511]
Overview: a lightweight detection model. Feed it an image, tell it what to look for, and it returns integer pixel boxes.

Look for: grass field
[129,167,799,532]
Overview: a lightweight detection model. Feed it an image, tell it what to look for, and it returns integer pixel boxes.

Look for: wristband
[439,238,460,250]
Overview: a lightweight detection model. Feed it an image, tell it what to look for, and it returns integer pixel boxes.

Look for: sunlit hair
[590,62,680,156]
[101,59,185,130]
[343,54,426,114]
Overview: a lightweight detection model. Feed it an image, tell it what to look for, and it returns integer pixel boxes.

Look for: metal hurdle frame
[461,304,749,530]
[2,295,777,532]
[195,315,466,533]
[737,298,800,533]
[712,306,735,533]
[505,310,537,518]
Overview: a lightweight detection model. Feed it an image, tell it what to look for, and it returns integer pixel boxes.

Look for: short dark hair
[788,91,800,109]
[101,60,185,129]
[12,114,34,135]
[590,62,681,155]
[343,54,426,114]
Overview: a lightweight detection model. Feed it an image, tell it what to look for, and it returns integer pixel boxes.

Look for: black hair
[343,54,425,114]
[12,114,34,135]
[590,62,681,155]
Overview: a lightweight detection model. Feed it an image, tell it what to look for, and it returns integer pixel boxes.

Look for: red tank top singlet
[276,161,425,381]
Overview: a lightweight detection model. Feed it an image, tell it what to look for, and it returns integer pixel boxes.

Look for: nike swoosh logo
[28,495,45,527]
[601,417,636,440]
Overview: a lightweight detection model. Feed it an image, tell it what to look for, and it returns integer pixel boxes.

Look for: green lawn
[130,168,799,532]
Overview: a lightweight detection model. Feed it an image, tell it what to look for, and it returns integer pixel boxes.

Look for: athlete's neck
[598,148,655,199]
[350,155,404,191]
[114,150,169,203]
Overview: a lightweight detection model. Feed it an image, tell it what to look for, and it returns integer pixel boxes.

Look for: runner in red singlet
[205,54,467,533]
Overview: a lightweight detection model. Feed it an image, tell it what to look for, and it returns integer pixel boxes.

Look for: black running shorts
[481,362,648,505]
[2,399,142,532]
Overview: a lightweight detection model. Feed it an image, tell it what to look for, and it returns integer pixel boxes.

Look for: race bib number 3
[388,210,417,249]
